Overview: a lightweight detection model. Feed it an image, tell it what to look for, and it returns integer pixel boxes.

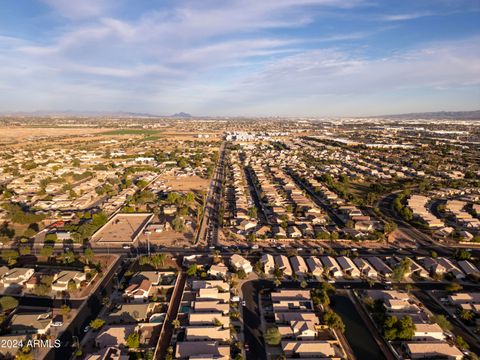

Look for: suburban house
[282,340,340,358]
[320,256,342,278]
[176,279,231,360]
[436,258,465,279]
[185,326,229,341]
[278,320,317,339]
[337,256,360,278]
[95,325,136,349]
[175,341,229,360]
[306,257,323,277]
[51,271,87,292]
[261,254,275,275]
[208,263,229,279]
[107,303,157,324]
[188,313,229,327]
[412,323,445,341]
[124,279,152,302]
[367,257,393,277]
[405,342,463,360]
[230,254,253,274]
[9,312,51,335]
[353,258,378,278]
[274,255,293,277]
[289,256,308,277]
[1,268,35,288]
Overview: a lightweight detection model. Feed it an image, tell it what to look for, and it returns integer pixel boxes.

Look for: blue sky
[0,0,479,116]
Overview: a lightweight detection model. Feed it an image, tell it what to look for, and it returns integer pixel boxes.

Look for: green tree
[187,264,198,277]
[83,247,94,265]
[60,305,71,318]
[44,233,58,242]
[150,253,167,270]
[59,251,76,264]
[67,280,77,293]
[323,310,345,332]
[236,269,247,280]
[40,246,54,259]
[445,282,463,293]
[248,207,257,218]
[265,326,282,345]
[89,318,105,330]
[126,332,140,349]
[460,309,475,322]
[454,249,471,261]
[1,249,19,265]
[391,258,411,282]
[0,296,18,312]
[185,192,195,204]
[384,222,397,235]
[19,246,31,256]
[172,215,185,232]
[172,319,180,329]
[397,316,415,340]
[455,336,469,350]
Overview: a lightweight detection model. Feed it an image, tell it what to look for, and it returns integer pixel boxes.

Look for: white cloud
[0,0,478,115]
[40,0,115,19]
[380,12,434,21]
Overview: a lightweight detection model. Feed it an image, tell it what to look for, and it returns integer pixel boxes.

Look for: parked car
[52,315,63,327]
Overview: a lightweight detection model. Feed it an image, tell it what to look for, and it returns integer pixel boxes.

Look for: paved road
[197,142,226,246]
[241,280,268,360]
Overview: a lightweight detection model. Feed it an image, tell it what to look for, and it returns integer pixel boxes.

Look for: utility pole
[147,232,151,257]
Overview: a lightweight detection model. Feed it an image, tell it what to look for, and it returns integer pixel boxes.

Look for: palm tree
[151,253,167,270]
[460,310,475,322]
[172,319,180,329]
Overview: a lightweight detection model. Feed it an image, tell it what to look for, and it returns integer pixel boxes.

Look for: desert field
[0,126,114,144]
[162,175,210,192]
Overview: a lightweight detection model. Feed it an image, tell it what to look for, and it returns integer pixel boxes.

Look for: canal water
[330,293,386,360]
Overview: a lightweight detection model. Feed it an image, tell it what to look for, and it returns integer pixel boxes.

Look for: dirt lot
[91,213,152,245]
[0,126,113,143]
[137,229,195,247]
[162,175,210,192]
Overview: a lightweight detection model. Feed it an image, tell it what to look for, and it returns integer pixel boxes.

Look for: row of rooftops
[0,266,87,294]
[175,279,232,360]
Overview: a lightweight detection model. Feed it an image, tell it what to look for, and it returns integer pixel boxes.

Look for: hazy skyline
[1,0,479,116]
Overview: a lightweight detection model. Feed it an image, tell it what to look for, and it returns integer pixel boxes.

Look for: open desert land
[137,229,195,248]
[161,174,210,192]
[0,126,115,144]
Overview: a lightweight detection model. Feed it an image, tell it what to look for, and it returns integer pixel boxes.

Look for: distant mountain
[1,110,161,117]
[1,110,197,118]
[170,112,192,118]
[378,110,480,120]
